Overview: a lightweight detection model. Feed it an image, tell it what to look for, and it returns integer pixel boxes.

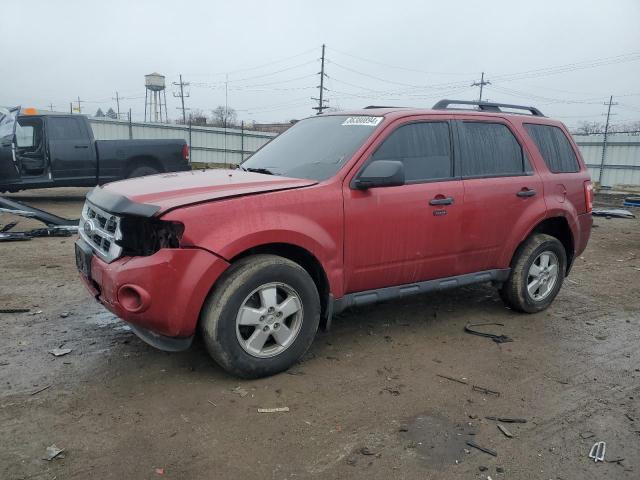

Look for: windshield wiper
[239,166,277,176]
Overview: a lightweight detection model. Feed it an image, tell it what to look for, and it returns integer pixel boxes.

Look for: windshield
[0,107,19,139]
[240,115,383,181]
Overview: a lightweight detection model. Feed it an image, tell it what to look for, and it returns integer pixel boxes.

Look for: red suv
[76,100,593,378]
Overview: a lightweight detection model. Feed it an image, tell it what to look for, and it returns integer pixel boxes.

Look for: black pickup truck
[0,107,191,192]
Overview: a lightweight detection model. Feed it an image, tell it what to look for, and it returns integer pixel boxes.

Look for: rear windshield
[240,115,382,181]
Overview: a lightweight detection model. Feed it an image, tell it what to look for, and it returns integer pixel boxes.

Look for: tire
[127,165,159,178]
[499,233,567,313]
[200,254,320,378]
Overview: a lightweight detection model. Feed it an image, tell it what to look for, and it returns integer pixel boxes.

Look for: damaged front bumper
[76,238,230,350]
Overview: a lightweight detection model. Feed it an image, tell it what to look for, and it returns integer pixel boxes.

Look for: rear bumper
[78,241,230,344]
[567,212,593,274]
[575,212,593,257]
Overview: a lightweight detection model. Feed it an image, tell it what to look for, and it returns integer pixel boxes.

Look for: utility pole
[598,95,618,186]
[113,91,120,118]
[76,96,83,114]
[225,73,229,128]
[312,44,328,114]
[172,74,190,124]
[49,103,55,111]
[224,73,229,165]
[471,72,491,102]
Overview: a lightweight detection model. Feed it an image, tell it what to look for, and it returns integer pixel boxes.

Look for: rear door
[455,117,546,272]
[47,116,97,183]
[343,118,465,293]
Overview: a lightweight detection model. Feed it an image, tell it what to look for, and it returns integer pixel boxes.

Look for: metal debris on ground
[44,444,65,461]
[0,197,79,226]
[359,447,376,456]
[464,323,513,344]
[0,197,79,241]
[485,416,527,423]
[466,441,497,457]
[257,407,289,413]
[623,195,640,208]
[436,374,468,385]
[49,348,72,357]
[497,424,513,438]
[231,386,249,397]
[588,441,606,462]
[60,312,70,318]
[30,384,52,396]
[0,308,30,314]
[472,385,501,396]
[0,221,18,232]
[0,226,77,242]
[591,208,635,219]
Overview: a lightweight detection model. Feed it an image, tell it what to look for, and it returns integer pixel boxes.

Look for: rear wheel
[499,233,566,313]
[200,254,320,378]
[127,165,159,178]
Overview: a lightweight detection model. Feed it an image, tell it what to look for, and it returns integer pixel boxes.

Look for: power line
[185,47,318,78]
[329,47,475,76]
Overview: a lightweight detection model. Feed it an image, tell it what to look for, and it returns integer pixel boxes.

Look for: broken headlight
[117,218,184,257]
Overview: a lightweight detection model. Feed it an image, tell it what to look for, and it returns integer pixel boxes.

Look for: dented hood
[93,169,317,216]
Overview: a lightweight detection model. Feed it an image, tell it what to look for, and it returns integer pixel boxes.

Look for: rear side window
[372,122,452,182]
[525,124,580,173]
[48,117,85,140]
[458,122,528,177]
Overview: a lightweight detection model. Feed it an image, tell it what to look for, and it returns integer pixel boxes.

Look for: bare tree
[574,121,605,135]
[211,106,237,128]
[187,109,208,126]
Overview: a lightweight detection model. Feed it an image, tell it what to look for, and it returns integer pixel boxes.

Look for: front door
[0,107,21,186]
[343,119,464,293]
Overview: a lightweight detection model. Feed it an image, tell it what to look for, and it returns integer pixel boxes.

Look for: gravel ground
[0,188,638,480]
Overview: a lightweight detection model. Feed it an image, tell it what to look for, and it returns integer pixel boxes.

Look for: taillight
[584,180,594,213]
[182,144,190,162]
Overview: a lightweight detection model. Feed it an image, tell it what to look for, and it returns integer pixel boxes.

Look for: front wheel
[499,233,567,313]
[200,254,320,378]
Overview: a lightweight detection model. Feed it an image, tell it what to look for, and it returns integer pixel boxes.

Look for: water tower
[144,72,168,123]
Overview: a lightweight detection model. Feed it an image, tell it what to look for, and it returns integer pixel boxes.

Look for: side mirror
[352,160,405,190]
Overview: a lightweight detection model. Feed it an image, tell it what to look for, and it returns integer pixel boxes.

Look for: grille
[79,202,123,263]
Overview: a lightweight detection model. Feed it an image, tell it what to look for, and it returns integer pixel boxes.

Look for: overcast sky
[3,0,639,128]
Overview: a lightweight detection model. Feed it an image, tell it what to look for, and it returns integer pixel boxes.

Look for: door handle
[74,145,89,149]
[429,196,454,206]
[517,188,536,198]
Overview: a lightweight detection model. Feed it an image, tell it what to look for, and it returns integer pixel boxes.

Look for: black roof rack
[363,105,405,109]
[432,99,544,117]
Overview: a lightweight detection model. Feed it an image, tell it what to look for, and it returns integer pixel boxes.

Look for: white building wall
[574,134,640,189]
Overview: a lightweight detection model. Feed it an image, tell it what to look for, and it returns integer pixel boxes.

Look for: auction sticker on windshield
[341,116,383,126]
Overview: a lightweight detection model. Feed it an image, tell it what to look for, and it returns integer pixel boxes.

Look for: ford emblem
[83,219,96,235]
